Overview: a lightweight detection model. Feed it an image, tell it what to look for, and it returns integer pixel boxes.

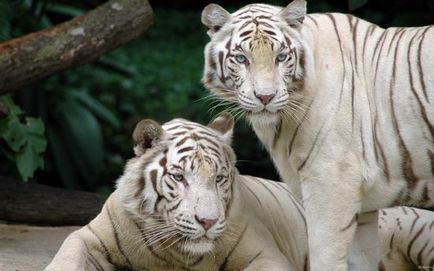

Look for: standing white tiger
[201,1,434,270]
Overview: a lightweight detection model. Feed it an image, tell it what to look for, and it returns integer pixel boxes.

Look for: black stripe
[86,224,113,264]
[386,28,404,55]
[417,240,430,265]
[372,31,388,85]
[149,169,163,212]
[167,199,182,212]
[243,250,263,268]
[389,29,419,190]
[410,208,421,234]
[134,175,145,198]
[106,207,132,268]
[132,221,174,266]
[253,177,281,204]
[407,30,434,167]
[239,30,253,37]
[374,114,390,181]
[297,121,327,171]
[272,118,283,149]
[306,15,319,27]
[362,25,375,68]
[288,100,313,156]
[417,26,431,102]
[218,51,226,82]
[360,122,367,163]
[407,224,426,257]
[175,136,189,147]
[341,213,358,232]
[241,181,263,208]
[389,232,395,252]
[270,181,306,226]
[326,14,347,107]
[178,146,194,153]
[83,240,105,271]
[371,30,386,64]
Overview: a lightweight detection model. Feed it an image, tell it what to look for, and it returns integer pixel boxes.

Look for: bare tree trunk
[0,177,105,226]
[0,0,153,94]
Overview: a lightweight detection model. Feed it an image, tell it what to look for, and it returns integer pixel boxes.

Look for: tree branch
[0,0,153,94]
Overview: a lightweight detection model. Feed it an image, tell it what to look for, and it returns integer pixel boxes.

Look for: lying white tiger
[45,113,308,271]
[201,1,434,270]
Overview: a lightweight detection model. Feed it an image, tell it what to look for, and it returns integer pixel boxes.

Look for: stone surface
[0,224,78,271]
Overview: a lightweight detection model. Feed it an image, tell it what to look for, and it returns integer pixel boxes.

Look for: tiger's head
[202,0,311,125]
[117,113,236,255]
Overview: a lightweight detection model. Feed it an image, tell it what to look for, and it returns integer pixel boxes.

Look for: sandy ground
[0,224,79,271]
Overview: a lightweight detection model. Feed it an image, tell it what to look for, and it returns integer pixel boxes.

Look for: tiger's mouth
[188,235,213,243]
[246,109,281,118]
[245,109,282,126]
[177,235,216,255]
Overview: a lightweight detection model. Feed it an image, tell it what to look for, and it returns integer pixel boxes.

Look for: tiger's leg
[301,164,364,271]
[45,233,115,271]
[347,213,380,271]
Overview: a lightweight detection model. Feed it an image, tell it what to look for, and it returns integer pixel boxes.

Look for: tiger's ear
[201,4,232,36]
[133,119,164,156]
[280,0,307,28]
[207,112,234,145]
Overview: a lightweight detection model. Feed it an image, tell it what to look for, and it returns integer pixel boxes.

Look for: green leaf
[0,96,47,181]
[24,117,47,153]
[57,100,104,175]
[1,117,26,151]
[348,0,368,11]
[0,95,23,115]
[71,91,121,129]
[16,139,45,181]
[47,128,79,188]
[46,3,84,17]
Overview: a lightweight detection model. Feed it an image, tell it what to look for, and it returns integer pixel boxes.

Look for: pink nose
[195,215,218,231]
[254,92,275,105]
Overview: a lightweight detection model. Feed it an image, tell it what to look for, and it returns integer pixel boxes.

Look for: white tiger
[45,113,308,271]
[201,1,434,270]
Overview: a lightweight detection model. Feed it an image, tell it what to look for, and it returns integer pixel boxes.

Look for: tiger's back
[299,13,434,209]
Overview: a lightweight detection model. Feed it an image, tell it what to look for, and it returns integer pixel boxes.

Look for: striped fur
[45,114,308,271]
[379,207,434,271]
[201,1,434,270]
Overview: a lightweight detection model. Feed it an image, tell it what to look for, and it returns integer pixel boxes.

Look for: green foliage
[348,0,368,11]
[0,96,47,181]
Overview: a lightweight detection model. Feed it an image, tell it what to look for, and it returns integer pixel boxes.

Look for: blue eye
[216,175,225,182]
[235,54,247,64]
[276,53,288,62]
[170,173,184,182]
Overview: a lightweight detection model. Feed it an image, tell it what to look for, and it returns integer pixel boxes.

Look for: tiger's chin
[179,237,215,255]
[247,110,281,127]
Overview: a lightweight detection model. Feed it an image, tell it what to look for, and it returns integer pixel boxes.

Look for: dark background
[0,0,433,195]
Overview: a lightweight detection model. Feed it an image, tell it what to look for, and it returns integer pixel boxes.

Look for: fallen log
[0,176,105,226]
